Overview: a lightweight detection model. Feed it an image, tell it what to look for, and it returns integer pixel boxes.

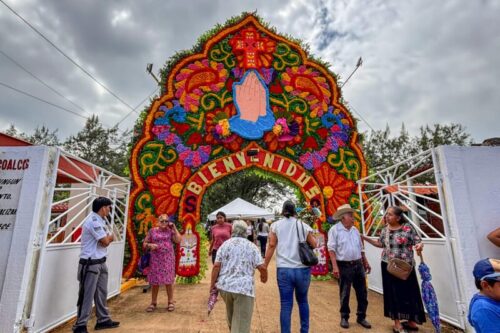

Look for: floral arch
[124,13,368,279]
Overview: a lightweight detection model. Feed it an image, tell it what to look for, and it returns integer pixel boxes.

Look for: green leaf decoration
[209,38,236,68]
[327,148,361,181]
[139,141,178,177]
[273,43,301,70]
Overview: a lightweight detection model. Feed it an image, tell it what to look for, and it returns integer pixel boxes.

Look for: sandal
[167,302,175,312]
[401,321,419,331]
[146,303,157,312]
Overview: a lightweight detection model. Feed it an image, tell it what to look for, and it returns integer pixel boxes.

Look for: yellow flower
[323,186,334,199]
[273,124,283,135]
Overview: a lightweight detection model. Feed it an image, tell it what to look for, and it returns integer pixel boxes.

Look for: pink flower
[396,236,408,245]
[402,225,411,232]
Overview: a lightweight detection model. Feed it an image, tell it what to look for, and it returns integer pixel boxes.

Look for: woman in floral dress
[362,206,425,333]
[143,214,181,312]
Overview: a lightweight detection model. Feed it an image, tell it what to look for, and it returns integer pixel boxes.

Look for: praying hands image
[229,69,275,139]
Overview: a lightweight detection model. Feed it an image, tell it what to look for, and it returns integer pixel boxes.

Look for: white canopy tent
[207,197,275,221]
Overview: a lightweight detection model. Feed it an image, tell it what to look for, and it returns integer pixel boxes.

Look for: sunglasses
[159,219,169,223]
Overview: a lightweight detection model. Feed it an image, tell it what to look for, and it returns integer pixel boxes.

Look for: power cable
[115,86,159,127]
[349,104,376,132]
[0,81,87,120]
[0,0,138,114]
[0,48,90,117]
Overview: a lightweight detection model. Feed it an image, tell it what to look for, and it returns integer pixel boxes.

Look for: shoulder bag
[384,227,412,280]
[296,220,318,267]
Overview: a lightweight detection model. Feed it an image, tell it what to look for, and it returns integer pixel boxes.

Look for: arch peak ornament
[125,13,367,279]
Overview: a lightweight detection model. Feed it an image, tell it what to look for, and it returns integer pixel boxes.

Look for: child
[468,258,500,333]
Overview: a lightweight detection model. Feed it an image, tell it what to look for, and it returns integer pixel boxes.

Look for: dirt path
[53,258,460,333]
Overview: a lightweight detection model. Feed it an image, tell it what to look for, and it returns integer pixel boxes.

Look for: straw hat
[332,204,357,220]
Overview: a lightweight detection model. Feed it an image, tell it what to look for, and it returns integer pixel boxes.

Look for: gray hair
[231,220,247,237]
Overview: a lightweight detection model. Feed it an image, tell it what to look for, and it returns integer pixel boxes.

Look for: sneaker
[95,320,120,330]
[340,318,349,328]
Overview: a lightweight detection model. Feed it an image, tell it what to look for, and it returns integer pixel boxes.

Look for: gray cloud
[1,0,498,143]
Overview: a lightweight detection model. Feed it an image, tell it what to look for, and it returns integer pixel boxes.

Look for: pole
[340,57,363,88]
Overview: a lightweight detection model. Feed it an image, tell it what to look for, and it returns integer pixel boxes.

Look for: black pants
[337,260,368,321]
[211,249,217,264]
[257,235,268,257]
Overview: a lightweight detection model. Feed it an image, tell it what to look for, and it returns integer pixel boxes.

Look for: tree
[200,168,294,222]
[26,126,60,146]
[416,124,472,150]
[3,124,59,146]
[64,115,131,176]
[362,122,472,173]
[4,124,20,137]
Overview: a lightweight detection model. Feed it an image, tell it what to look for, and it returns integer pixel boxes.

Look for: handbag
[296,219,318,267]
[138,250,150,274]
[384,228,412,280]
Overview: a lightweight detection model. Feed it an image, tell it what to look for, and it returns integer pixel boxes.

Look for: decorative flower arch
[124,13,367,279]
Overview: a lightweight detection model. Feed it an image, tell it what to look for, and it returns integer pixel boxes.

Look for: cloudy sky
[0,0,498,143]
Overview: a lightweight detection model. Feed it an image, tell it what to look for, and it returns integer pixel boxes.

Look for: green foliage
[64,115,131,176]
[362,123,473,173]
[312,272,333,281]
[200,168,296,222]
[27,125,60,146]
[4,124,60,146]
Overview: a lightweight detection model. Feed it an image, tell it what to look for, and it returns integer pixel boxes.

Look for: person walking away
[468,258,500,333]
[257,218,269,257]
[328,204,372,329]
[210,220,268,333]
[209,211,232,264]
[143,214,181,312]
[264,200,317,333]
[73,197,119,333]
[246,219,255,243]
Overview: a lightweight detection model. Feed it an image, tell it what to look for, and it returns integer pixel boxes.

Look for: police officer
[73,197,120,333]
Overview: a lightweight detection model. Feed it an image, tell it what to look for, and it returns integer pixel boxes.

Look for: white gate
[357,149,466,329]
[27,149,130,332]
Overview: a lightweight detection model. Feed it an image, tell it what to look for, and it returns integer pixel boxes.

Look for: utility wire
[0,48,90,117]
[0,81,88,120]
[115,86,159,127]
[0,0,137,114]
[349,104,376,132]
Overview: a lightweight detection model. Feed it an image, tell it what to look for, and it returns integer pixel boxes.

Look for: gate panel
[357,148,464,328]
[29,149,130,333]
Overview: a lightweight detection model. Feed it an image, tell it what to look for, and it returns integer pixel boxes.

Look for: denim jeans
[277,267,311,333]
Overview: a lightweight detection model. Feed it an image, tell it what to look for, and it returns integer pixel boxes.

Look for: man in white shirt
[328,204,371,329]
[73,197,119,333]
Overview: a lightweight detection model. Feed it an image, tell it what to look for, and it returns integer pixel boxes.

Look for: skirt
[381,261,426,324]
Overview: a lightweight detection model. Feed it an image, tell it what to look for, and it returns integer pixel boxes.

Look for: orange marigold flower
[146,160,191,216]
[314,163,356,216]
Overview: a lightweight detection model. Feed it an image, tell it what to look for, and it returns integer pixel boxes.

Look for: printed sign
[0,153,29,231]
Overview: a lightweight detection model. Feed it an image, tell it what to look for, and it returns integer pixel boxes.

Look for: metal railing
[46,150,130,245]
[357,149,446,239]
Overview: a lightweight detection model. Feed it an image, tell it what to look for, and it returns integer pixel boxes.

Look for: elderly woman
[264,200,317,333]
[362,206,425,333]
[210,220,268,333]
[143,214,181,312]
[209,211,232,264]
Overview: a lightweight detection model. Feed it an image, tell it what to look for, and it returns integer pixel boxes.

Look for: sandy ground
[52,257,462,333]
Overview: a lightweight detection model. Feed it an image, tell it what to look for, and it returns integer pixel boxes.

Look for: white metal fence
[29,149,130,333]
[358,149,465,329]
